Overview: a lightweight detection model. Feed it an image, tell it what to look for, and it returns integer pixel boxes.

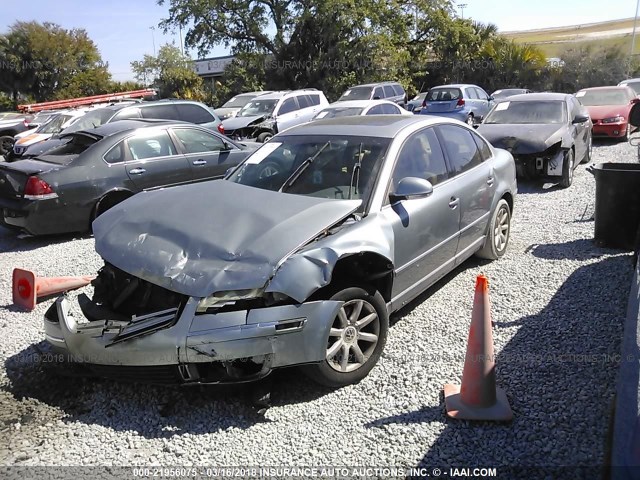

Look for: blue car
[420,84,494,125]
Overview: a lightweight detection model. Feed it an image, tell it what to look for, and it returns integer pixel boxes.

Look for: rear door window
[392,84,405,96]
[172,128,225,153]
[466,88,479,99]
[366,105,386,115]
[381,104,401,114]
[104,142,125,164]
[308,94,321,106]
[373,86,384,99]
[140,104,181,121]
[296,95,311,109]
[177,103,215,124]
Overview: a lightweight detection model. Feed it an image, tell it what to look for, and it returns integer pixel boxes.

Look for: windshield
[622,81,640,95]
[314,107,364,120]
[339,86,374,101]
[484,100,566,124]
[426,88,462,101]
[227,135,391,206]
[37,114,72,134]
[576,89,630,106]
[237,99,278,117]
[62,109,114,133]
[412,93,427,102]
[38,133,100,162]
[223,95,257,108]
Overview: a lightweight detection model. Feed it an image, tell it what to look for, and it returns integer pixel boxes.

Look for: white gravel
[0,139,637,474]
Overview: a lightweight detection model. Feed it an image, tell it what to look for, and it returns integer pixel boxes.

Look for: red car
[575,86,639,140]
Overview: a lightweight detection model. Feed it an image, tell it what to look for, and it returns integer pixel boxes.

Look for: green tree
[157,0,441,101]
[131,43,205,99]
[0,21,111,102]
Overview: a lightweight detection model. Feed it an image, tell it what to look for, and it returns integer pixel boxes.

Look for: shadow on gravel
[0,226,92,253]
[2,341,336,438]
[526,238,627,261]
[367,253,633,472]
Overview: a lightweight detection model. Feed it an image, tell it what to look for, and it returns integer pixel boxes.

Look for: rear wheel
[559,148,575,188]
[476,199,511,260]
[91,192,131,230]
[302,286,388,388]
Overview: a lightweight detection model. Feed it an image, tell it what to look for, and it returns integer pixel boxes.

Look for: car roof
[578,86,631,92]
[430,84,479,89]
[349,81,401,88]
[69,119,179,138]
[497,92,569,102]
[620,78,640,84]
[280,115,446,138]
[324,100,398,108]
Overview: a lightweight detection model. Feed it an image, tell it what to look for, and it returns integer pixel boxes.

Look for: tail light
[456,98,465,108]
[24,176,58,200]
[217,124,225,135]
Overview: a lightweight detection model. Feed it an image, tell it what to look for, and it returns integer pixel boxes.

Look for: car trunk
[0,159,64,199]
[425,88,463,113]
[425,99,461,113]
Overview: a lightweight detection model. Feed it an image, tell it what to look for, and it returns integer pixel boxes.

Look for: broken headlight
[196,288,264,313]
[601,116,624,124]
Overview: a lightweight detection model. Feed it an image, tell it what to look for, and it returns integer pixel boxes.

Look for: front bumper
[44,295,342,384]
[513,149,566,179]
[592,121,628,137]
[0,197,90,236]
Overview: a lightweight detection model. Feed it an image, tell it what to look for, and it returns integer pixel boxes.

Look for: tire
[581,134,592,164]
[257,132,273,143]
[465,114,474,126]
[0,135,14,157]
[476,198,511,260]
[559,148,575,188]
[302,286,389,388]
[622,123,631,142]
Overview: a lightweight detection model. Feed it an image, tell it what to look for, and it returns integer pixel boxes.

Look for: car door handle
[449,197,459,209]
[129,168,146,175]
[193,159,207,165]
[487,176,495,186]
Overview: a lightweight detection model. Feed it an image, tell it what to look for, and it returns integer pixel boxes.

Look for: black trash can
[589,163,640,250]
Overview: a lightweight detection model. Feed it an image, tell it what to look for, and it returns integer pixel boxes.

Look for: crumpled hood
[222,115,265,131]
[214,107,239,120]
[477,124,565,154]
[92,181,361,298]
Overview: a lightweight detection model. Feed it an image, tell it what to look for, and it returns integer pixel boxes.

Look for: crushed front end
[44,263,342,385]
[511,143,566,179]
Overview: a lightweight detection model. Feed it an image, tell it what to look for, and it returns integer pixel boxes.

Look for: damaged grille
[89,263,188,321]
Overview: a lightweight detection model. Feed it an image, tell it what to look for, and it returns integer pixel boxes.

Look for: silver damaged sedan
[44,115,517,387]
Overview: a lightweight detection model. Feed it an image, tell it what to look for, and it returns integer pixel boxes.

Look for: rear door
[171,127,242,181]
[436,124,495,261]
[473,87,493,119]
[568,96,589,161]
[124,129,192,190]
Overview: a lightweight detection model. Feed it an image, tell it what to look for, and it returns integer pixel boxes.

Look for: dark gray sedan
[44,116,517,387]
[477,93,592,188]
[0,119,256,235]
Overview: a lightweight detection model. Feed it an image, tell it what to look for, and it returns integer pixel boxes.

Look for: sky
[1,0,638,81]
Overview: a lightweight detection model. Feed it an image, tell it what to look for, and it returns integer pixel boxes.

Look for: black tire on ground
[622,123,632,142]
[0,135,15,157]
[257,132,273,143]
[559,148,575,189]
[302,286,389,388]
[581,134,592,164]
[476,198,511,260]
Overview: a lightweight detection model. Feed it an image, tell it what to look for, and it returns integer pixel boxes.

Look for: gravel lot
[0,139,637,475]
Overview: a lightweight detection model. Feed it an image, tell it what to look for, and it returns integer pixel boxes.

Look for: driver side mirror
[572,114,590,124]
[632,97,640,104]
[389,177,434,202]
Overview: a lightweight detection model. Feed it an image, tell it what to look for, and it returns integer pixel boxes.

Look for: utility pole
[630,0,640,77]
[150,26,156,56]
[179,25,184,55]
[458,3,468,20]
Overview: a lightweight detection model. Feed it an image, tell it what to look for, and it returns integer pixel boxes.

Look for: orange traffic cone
[12,268,95,311]
[443,274,513,421]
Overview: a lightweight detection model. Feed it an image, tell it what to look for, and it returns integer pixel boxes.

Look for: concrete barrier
[612,256,640,479]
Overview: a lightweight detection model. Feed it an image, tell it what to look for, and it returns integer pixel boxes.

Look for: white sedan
[313,99,413,120]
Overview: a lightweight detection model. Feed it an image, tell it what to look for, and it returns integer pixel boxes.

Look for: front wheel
[476,199,511,260]
[0,135,14,158]
[302,287,388,388]
[559,148,575,188]
[257,132,273,143]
